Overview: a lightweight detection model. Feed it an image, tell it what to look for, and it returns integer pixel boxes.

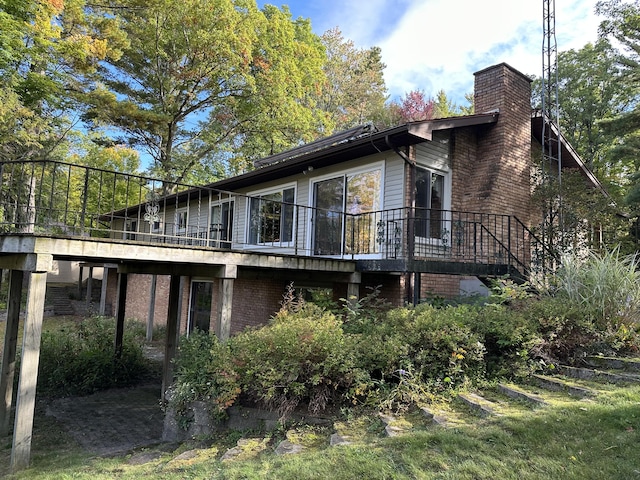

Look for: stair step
[47,286,76,316]
[497,383,547,407]
[531,374,597,398]
[419,406,448,427]
[457,392,498,417]
[584,356,640,372]
[558,365,640,385]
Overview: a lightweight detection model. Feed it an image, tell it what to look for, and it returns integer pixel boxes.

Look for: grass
[2,383,640,479]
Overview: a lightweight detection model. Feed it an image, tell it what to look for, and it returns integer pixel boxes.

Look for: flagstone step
[457,392,498,417]
[497,383,548,407]
[584,356,640,372]
[558,365,640,385]
[530,374,597,398]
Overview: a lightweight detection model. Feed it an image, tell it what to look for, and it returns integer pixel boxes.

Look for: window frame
[308,162,384,258]
[175,207,188,236]
[246,184,296,247]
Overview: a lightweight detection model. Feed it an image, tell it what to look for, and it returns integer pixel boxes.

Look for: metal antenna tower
[541,0,563,243]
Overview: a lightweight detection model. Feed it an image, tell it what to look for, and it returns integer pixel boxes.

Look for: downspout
[385,135,418,305]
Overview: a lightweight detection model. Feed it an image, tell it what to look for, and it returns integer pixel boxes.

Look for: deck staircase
[46,285,76,317]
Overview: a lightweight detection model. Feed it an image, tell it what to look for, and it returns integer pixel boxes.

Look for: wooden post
[146,274,157,342]
[0,270,24,436]
[99,266,109,316]
[346,272,361,307]
[77,265,83,299]
[216,278,234,341]
[114,273,128,358]
[86,266,94,307]
[161,275,181,402]
[10,272,46,472]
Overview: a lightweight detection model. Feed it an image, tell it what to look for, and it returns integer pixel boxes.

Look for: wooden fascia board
[407,112,500,141]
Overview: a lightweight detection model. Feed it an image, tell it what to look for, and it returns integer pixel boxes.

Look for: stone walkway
[45,384,165,456]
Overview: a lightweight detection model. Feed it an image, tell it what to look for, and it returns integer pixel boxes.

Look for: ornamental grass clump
[527,248,640,361]
[553,249,640,327]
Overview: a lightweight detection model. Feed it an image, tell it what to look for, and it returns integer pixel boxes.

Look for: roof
[531,114,607,195]
[208,112,500,191]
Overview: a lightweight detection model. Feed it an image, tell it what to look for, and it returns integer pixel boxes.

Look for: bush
[170,330,241,419]
[231,303,370,416]
[407,304,486,385]
[522,249,640,362]
[37,317,151,397]
[463,304,540,378]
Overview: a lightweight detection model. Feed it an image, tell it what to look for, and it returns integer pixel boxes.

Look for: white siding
[383,154,405,211]
[415,131,451,172]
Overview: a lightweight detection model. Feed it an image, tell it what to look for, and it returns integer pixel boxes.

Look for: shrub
[230,303,370,416]
[37,317,151,397]
[463,304,541,378]
[407,304,486,385]
[170,330,241,419]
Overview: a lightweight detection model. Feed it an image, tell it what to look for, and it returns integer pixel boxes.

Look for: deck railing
[0,160,546,276]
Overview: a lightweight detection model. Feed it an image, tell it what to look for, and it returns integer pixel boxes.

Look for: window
[248,187,295,244]
[210,200,234,247]
[125,220,137,240]
[415,167,445,240]
[175,208,188,235]
[313,168,382,256]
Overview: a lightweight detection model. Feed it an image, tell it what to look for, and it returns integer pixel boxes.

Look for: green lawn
[3,382,640,479]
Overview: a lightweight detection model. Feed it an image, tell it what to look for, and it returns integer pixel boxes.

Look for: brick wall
[469,63,532,223]
[419,273,461,299]
[224,276,287,334]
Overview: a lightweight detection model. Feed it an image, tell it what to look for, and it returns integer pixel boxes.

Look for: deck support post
[86,266,94,308]
[346,272,361,306]
[99,266,109,316]
[78,264,83,299]
[215,265,237,342]
[0,270,25,436]
[146,274,157,341]
[114,273,128,358]
[161,275,181,402]
[10,271,47,472]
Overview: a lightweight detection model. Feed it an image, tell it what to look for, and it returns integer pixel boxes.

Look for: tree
[433,90,466,118]
[595,0,640,248]
[83,0,329,186]
[215,5,330,174]
[317,28,388,131]
[391,89,434,123]
[532,40,633,178]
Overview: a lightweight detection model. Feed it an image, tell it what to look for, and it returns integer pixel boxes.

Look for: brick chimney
[470,63,532,222]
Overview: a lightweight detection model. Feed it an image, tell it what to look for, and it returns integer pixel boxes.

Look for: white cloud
[275,0,602,104]
[332,0,602,104]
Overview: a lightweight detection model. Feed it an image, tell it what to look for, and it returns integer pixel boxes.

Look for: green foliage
[168,260,640,419]
[36,317,150,397]
[552,249,640,326]
[408,304,486,385]
[318,27,388,131]
[519,249,640,361]
[170,330,241,419]
[230,303,367,416]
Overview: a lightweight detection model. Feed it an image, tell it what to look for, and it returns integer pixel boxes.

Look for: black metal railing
[0,160,548,278]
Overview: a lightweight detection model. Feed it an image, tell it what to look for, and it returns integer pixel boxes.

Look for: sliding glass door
[312,168,381,256]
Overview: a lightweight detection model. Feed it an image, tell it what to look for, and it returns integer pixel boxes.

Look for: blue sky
[259,0,603,105]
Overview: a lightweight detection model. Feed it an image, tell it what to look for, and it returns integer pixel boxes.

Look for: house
[100,62,601,335]
[0,62,604,470]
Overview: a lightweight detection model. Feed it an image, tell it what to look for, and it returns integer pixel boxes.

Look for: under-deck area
[0,233,358,471]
